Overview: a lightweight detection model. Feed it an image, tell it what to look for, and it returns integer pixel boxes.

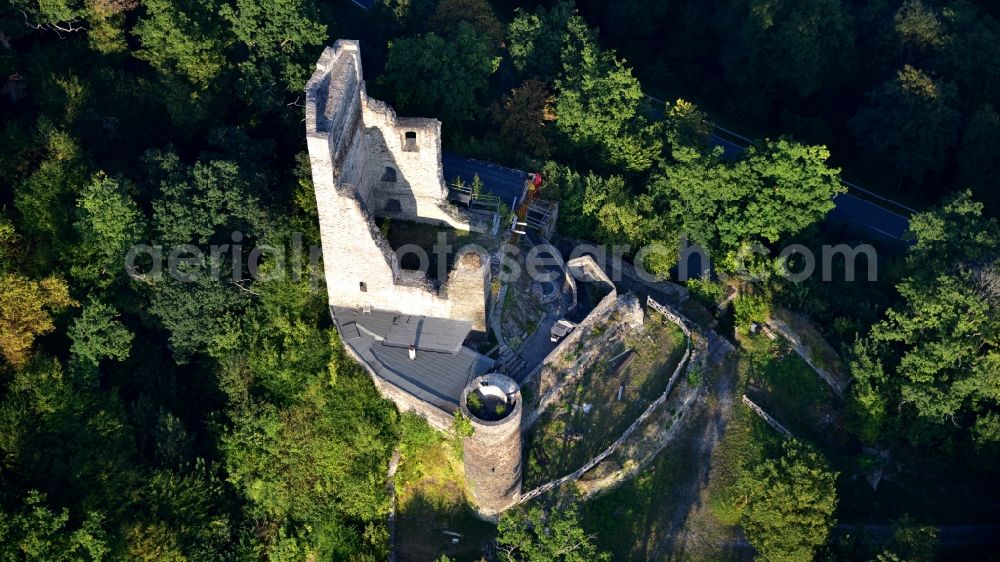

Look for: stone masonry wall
[460,374,523,519]
[305,40,486,329]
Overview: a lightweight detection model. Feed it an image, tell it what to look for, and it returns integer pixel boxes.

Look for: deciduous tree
[145,151,266,359]
[491,79,554,160]
[428,0,503,52]
[554,15,659,172]
[0,490,108,561]
[133,0,228,128]
[958,104,1000,213]
[380,24,499,125]
[661,138,843,255]
[935,1,1000,110]
[851,192,1000,446]
[507,1,575,80]
[497,501,610,562]
[72,173,146,289]
[722,0,855,105]
[14,126,87,267]
[850,65,960,184]
[0,274,76,366]
[219,0,326,108]
[69,299,134,368]
[738,441,838,562]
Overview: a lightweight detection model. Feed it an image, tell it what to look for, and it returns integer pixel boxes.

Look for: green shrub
[520,386,534,404]
[687,277,727,307]
[686,365,702,387]
[467,391,483,413]
[451,412,474,459]
[400,412,440,456]
[734,293,771,330]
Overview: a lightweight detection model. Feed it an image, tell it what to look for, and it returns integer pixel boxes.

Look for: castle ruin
[306,40,522,516]
[305,40,488,329]
[460,373,524,516]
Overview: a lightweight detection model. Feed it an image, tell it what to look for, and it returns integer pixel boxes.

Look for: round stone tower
[460,372,523,518]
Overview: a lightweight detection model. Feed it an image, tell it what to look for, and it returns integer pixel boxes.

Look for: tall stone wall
[363,101,467,226]
[460,374,523,519]
[305,40,487,330]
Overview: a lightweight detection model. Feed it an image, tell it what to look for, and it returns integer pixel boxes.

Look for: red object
[532,173,543,187]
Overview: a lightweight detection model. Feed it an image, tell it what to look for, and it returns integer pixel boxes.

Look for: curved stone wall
[460,373,523,519]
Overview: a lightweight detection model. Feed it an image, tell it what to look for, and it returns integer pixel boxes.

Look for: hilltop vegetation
[0,0,998,560]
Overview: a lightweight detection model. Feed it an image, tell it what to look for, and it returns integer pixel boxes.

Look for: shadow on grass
[397,489,496,562]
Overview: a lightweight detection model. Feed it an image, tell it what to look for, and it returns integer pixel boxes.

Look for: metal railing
[448,183,502,212]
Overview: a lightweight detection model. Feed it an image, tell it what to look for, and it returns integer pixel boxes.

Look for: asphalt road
[644,93,914,241]
[828,192,910,241]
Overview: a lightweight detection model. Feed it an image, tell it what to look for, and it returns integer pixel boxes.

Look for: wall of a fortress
[362,104,465,227]
[460,375,523,518]
[305,40,487,329]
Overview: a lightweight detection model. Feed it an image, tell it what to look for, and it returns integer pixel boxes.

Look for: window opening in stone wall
[382,166,397,182]
[359,281,367,292]
[385,198,402,213]
[403,131,418,152]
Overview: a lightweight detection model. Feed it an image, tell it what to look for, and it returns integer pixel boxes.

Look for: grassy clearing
[524,313,686,488]
[581,419,708,561]
[581,352,751,561]
[740,332,845,449]
[705,402,784,527]
[395,414,495,562]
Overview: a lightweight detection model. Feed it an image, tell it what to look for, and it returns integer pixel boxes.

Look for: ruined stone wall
[460,374,523,519]
[520,256,620,392]
[363,102,467,226]
[305,40,487,329]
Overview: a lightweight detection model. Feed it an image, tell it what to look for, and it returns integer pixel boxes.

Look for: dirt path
[558,248,751,558]
[644,330,749,560]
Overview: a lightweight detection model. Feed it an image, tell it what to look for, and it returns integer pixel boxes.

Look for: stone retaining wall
[520,255,620,394]
[517,297,700,505]
[763,313,849,396]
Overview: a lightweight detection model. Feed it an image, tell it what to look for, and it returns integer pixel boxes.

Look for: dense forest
[0,0,997,560]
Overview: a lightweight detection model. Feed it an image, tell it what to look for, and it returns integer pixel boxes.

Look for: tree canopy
[737,441,838,562]
[2,0,999,558]
[850,65,961,184]
[380,24,500,124]
[850,192,1000,447]
[497,501,611,562]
